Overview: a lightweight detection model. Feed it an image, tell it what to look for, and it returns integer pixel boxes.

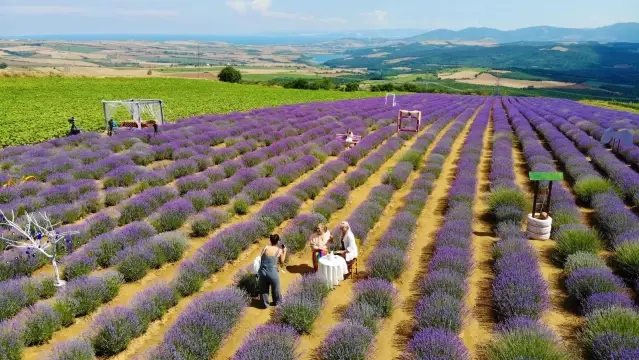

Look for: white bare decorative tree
[0,210,77,287]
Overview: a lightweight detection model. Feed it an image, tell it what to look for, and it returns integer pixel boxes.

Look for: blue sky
[0,0,637,35]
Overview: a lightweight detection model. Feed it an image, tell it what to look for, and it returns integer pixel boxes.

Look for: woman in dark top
[258,234,287,308]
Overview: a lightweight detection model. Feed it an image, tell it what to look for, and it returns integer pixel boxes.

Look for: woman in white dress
[336,221,358,265]
[345,128,355,149]
[309,223,332,271]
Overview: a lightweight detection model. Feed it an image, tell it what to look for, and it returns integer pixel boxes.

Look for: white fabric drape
[318,254,348,288]
[103,101,163,127]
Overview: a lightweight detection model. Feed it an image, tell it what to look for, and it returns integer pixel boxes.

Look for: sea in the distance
[310,54,346,63]
[4,34,349,45]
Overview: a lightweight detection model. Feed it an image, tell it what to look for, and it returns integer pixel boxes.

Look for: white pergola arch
[102,99,165,129]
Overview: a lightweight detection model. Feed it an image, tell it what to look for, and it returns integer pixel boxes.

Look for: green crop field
[0,77,381,146]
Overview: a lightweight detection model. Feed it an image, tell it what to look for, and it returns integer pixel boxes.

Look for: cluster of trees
[369,82,493,96]
[0,63,7,69]
[218,66,242,83]
[217,67,360,91]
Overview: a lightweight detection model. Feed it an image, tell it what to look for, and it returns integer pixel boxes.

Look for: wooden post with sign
[527,171,563,240]
[529,171,563,217]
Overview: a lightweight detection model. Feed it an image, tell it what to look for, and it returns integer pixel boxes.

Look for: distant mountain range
[407,23,639,43]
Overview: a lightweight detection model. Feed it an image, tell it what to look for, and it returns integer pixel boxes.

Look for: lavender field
[2,94,639,360]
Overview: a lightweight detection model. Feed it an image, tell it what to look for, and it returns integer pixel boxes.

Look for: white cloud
[362,10,388,24]
[226,0,248,14]
[250,0,271,13]
[226,0,344,23]
[0,5,90,15]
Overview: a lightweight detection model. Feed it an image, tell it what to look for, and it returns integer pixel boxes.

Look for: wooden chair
[346,258,358,277]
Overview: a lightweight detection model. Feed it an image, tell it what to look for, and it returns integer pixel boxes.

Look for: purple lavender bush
[160,287,247,359]
[18,303,62,346]
[319,322,374,360]
[131,283,179,329]
[48,338,95,360]
[232,324,298,360]
[582,292,634,315]
[0,321,23,360]
[151,199,195,232]
[176,174,211,195]
[353,279,397,317]
[89,306,142,356]
[566,267,625,303]
[415,292,466,332]
[367,247,406,282]
[190,209,229,237]
[404,327,470,360]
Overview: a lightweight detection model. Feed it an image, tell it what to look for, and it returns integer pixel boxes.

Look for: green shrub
[311,149,328,164]
[486,328,569,360]
[556,227,602,259]
[582,307,639,356]
[564,252,608,274]
[277,298,320,334]
[117,253,151,282]
[52,298,76,327]
[550,210,581,234]
[218,66,241,83]
[63,260,94,281]
[22,305,62,346]
[489,188,528,214]
[574,177,614,203]
[615,242,639,278]
[232,196,251,215]
[489,188,527,223]
[401,150,423,170]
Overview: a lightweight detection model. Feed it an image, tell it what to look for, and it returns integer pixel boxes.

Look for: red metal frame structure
[397,110,421,133]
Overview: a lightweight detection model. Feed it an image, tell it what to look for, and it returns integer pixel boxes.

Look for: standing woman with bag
[258,234,287,308]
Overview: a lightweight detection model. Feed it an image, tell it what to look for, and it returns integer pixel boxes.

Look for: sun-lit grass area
[0,76,381,146]
[581,99,639,113]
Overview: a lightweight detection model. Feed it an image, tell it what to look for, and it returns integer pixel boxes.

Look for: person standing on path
[258,234,287,308]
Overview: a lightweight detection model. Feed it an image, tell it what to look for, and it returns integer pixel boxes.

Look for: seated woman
[345,128,355,149]
[309,223,332,271]
[335,221,358,273]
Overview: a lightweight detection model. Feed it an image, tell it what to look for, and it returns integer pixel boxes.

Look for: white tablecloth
[318,254,348,288]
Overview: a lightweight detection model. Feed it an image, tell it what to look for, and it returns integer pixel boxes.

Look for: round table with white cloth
[318,253,348,288]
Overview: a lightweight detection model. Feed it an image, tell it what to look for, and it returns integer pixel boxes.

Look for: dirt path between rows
[463,112,496,359]
[369,109,481,360]
[215,128,435,360]
[511,134,583,357]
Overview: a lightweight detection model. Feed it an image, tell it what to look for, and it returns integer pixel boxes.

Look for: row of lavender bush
[521,97,639,170]
[510,98,639,286]
[0,270,123,359]
[506,98,639,359]
[485,99,567,359]
[402,99,486,360]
